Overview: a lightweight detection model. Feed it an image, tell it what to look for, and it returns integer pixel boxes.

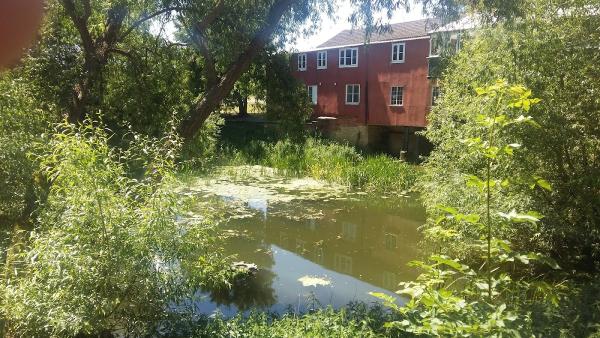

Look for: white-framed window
[307,85,318,105]
[431,86,441,106]
[345,84,360,105]
[317,51,327,69]
[390,86,404,106]
[339,48,358,67]
[391,42,406,63]
[297,53,307,71]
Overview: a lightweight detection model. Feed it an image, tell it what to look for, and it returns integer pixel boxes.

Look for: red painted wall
[292,38,433,127]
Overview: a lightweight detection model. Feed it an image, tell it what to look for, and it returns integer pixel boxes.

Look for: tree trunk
[61,0,127,123]
[179,0,295,139]
[237,96,249,117]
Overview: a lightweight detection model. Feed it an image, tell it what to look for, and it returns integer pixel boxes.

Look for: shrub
[421,2,600,270]
[1,122,230,337]
[374,81,562,337]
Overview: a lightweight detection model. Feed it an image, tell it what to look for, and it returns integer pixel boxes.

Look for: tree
[420,0,600,271]
[174,0,334,139]
[55,0,186,122]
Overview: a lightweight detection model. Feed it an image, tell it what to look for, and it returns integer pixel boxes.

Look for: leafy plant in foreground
[372,81,560,336]
[1,121,230,337]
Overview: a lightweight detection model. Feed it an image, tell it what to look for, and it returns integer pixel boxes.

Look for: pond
[180,166,425,316]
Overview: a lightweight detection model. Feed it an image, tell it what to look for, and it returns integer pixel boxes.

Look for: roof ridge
[316,18,435,49]
[338,17,432,34]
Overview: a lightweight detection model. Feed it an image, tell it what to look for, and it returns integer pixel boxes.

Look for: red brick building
[291,19,440,157]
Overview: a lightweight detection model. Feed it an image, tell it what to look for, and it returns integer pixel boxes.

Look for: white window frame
[339,48,358,68]
[297,53,307,71]
[391,42,406,63]
[317,51,327,69]
[390,86,404,106]
[345,84,360,105]
[307,85,318,105]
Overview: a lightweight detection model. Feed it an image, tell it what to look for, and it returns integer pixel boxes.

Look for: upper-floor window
[339,48,358,68]
[307,85,318,105]
[345,84,360,105]
[391,42,405,63]
[390,86,404,106]
[317,51,327,69]
[297,53,307,71]
[431,86,441,106]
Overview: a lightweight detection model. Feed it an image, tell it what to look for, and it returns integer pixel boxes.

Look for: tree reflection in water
[207,269,277,310]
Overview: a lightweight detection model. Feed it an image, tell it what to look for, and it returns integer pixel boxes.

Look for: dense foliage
[1,122,231,336]
[421,0,600,271]
[376,81,564,336]
[167,304,397,338]
[0,0,598,336]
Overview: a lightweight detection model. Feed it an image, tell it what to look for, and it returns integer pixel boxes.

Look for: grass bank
[214,137,421,194]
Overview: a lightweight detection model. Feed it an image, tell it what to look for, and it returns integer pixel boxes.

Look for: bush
[421,1,600,270]
[1,122,230,337]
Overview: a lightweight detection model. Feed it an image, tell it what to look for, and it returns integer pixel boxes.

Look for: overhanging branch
[120,6,188,40]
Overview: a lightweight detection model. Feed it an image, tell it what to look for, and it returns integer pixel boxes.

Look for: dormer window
[391,42,405,63]
[298,53,307,71]
[317,51,327,69]
[339,48,358,68]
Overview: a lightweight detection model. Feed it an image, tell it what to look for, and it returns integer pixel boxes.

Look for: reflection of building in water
[334,253,353,274]
[382,270,398,290]
[262,201,423,291]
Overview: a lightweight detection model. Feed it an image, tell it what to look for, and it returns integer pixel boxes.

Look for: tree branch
[60,0,95,56]
[196,0,225,32]
[120,7,187,40]
[191,27,218,88]
[190,1,227,89]
[180,0,296,139]
[108,48,134,59]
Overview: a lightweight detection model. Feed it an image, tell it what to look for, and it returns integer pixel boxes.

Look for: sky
[151,1,426,52]
[291,0,426,52]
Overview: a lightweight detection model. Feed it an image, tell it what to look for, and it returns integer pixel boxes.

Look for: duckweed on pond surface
[178,166,425,316]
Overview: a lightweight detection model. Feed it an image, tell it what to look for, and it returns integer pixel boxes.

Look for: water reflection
[194,191,425,315]
[207,269,277,310]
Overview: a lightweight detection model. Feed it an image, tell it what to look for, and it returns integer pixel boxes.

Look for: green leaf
[437,205,459,215]
[369,292,397,305]
[466,175,485,189]
[534,177,552,191]
[456,213,481,224]
[431,255,465,271]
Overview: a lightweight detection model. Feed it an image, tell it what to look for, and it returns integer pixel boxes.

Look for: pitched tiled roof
[317,18,437,49]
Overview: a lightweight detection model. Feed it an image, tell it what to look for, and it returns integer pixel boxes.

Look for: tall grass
[217,137,421,194]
